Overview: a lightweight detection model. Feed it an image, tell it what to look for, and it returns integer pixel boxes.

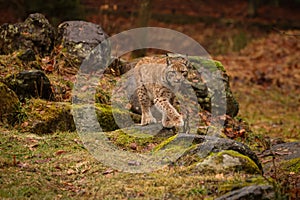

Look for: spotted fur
[134,55,188,128]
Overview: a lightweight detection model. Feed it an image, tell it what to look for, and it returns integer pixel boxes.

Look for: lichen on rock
[0,13,55,56]
[57,20,108,62]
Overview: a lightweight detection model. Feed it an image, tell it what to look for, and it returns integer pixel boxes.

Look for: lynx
[134,55,189,128]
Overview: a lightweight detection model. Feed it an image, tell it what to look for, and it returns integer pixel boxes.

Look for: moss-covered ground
[0,128,271,199]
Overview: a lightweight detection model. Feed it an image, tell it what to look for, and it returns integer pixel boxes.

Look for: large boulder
[0,82,19,124]
[187,56,239,117]
[0,13,55,56]
[164,134,263,174]
[57,20,108,62]
[4,70,54,102]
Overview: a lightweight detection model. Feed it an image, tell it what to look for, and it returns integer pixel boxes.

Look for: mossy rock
[57,20,108,62]
[23,99,75,134]
[195,150,261,174]
[280,157,300,173]
[20,99,140,134]
[0,82,19,124]
[0,13,55,56]
[95,103,141,132]
[187,55,239,117]
[262,142,300,174]
[154,134,262,174]
[97,129,261,174]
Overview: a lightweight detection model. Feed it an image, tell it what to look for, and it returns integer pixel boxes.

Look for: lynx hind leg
[154,98,184,128]
[137,86,157,125]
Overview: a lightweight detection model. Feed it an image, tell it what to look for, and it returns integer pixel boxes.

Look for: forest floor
[0,0,300,199]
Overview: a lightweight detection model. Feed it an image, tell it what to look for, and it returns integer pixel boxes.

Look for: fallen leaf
[55,150,67,156]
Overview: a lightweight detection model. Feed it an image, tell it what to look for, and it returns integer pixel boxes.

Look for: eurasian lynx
[134,55,189,128]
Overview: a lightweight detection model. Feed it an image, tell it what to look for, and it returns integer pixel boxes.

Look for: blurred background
[0,0,299,55]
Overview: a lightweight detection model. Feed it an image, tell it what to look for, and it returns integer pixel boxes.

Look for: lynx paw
[141,115,157,126]
[162,115,184,128]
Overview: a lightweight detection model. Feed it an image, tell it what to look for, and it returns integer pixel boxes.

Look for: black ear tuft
[185,59,189,66]
[185,54,189,65]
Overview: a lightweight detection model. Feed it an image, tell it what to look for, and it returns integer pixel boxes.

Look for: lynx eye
[181,71,188,78]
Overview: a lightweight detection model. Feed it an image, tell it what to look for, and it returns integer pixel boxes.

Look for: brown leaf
[55,150,67,156]
[21,121,29,127]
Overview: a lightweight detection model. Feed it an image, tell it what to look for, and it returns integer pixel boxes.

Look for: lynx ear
[184,55,190,66]
[166,56,171,66]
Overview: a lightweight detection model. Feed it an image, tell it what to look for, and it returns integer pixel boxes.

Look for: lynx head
[165,56,189,88]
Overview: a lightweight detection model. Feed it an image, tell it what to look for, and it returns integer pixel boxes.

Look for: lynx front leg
[154,98,184,128]
[137,86,157,125]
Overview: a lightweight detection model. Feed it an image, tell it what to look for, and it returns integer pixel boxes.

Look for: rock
[95,123,262,174]
[186,55,239,117]
[22,99,140,134]
[0,13,55,56]
[95,104,141,132]
[264,142,300,160]
[24,99,75,134]
[4,70,54,102]
[0,82,19,124]
[153,134,263,174]
[57,20,108,62]
[260,142,300,176]
[17,49,36,62]
[215,185,274,200]
[194,150,261,174]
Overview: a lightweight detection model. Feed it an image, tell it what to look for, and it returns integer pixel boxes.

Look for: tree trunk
[248,0,258,17]
[132,0,152,58]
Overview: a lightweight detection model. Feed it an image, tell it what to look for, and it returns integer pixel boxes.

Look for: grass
[233,84,300,141]
[0,128,271,199]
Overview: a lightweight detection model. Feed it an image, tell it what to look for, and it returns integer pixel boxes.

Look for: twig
[272,27,300,37]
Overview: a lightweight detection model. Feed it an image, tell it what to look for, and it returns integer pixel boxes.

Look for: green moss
[281,158,300,173]
[95,103,118,131]
[218,150,261,174]
[189,56,226,72]
[104,128,165,151]
[95,103,140,132]
[153,134,178,152]
[23,99,75,134]
[213,60,225,72]
[166,53,226,72]
[218,181,269,194]
[196,150,261,174]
